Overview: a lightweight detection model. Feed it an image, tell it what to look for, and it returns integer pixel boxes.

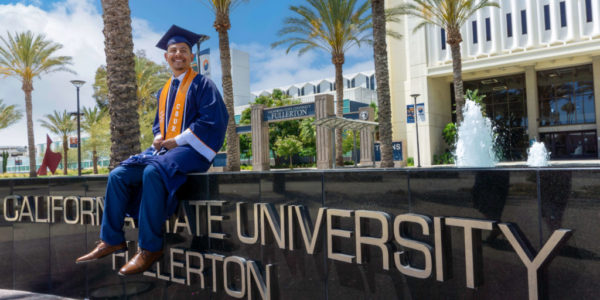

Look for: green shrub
[407,157,414,167]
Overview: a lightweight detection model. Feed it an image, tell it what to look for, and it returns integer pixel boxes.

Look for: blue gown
[119,73,228,219]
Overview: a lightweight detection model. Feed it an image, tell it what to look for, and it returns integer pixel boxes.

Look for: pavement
[0,290,79,300]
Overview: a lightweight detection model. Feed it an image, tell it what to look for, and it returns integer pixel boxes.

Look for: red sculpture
[37,134,62,176]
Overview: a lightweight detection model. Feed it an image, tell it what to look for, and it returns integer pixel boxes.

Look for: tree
[273,0,371,167]
[370,0,398,168]
[101,0,140,168]
[395,0,499,124]
[201,0,249,172]
[81,106,109,174]
[274,135,303,169]
[39,110,75,175]
[0,31,73,177]
[0,99,22,130]
[92,52,170,149]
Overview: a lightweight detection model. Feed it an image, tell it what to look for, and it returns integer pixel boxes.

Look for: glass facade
[463,74,528,161]
[538,64,595,126]
[540,130,597,159]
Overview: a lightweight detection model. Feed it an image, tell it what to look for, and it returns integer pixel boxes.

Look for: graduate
[76,25,228,276]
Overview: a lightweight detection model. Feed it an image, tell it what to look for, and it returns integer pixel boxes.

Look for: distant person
[75,25,228,276]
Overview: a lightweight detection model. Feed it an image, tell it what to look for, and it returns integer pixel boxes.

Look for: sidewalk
[0,290,78,300]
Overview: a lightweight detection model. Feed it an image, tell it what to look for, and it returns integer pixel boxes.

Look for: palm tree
[371,0,395,168]
[39,110,75,175]
[0,31,73,177]
[81,106,109,174]
[395,0,499,124]
[100,0,140,168]
[273,0,371,166]
[0,99,23,130]
[200,0,248,172]
[92,52,170,149]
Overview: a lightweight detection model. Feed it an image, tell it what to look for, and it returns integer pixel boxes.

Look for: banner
[69,136,78,148]
[197,48,210,78]
[407,103,425,123]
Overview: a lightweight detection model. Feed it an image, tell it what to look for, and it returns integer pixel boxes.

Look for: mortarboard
[156,25,208,51]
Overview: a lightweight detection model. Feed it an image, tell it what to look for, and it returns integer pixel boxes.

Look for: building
[235,71,377,120]
[232,49,251,108]
[387,0,600,165]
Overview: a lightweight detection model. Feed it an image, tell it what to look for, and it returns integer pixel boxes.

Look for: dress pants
[99,164,167,252]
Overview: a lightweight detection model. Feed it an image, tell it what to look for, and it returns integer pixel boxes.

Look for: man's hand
[152,137,164,150]
[161,138,178,150]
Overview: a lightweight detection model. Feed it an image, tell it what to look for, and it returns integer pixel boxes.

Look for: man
[75,25,228,276]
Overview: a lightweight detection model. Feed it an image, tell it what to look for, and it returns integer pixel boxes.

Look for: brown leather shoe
[76,241,127,264]
[118,248,163,276]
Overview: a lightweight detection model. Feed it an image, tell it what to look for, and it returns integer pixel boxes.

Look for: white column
[550,0,560,43]
[593,0,600,36]
[566,0,580,41]
[510,0,520,49]
[476,10,485,55]
[593,57,600,158]
[526,0,540,48]
[462,20,471,58]
[491,4,502,54]
[526,66,539,142]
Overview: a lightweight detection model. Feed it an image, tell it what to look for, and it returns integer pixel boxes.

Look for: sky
[0,0,375,147]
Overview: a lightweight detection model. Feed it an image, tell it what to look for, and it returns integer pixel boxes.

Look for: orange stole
[158,70,198,139]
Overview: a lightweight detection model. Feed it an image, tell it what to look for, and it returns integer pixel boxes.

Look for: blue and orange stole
[158,70,198,139]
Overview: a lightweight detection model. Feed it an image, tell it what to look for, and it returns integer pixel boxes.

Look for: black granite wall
[0,168,598,300]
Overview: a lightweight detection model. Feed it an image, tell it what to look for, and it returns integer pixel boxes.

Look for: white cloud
[231,42,373,93]
[0,0,164,147]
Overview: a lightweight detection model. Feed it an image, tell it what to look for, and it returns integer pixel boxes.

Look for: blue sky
[0,0,375,147]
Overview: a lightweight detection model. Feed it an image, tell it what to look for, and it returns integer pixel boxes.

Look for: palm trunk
[101,0,140,169]
[62,138,68,175]
[23,83,36,177]
[333,57,344,167]
[92,147,98,174]
[449,39,464,124]
[216,15,241,172]
[372,0,394,168]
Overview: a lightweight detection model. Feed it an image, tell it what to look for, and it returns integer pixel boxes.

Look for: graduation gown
[120,72,228,218]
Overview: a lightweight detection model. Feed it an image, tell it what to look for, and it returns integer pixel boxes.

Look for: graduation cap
[156,25,209,51]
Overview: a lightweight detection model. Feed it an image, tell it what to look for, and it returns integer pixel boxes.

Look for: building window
[351,78,355,88]
[506,13,513,37]
[540,130,597,159]
[370,75,375,90]
[441,28,446,50]
[559,1,567,27]
[521,10,527,34]
[317,85,321,93]
[544,5,551,30]
[586,0,593,22]
[472,21,478,44]
[462,74,528,161]
[485,18,491,41]
[538,64,595,127]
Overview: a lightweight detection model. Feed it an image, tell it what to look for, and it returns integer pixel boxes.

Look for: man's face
[164,42,193,73]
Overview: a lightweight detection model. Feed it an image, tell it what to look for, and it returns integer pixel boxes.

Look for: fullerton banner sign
[2,195,571,300]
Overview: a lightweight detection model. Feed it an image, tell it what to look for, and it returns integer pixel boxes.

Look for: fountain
[526,141,550,167]
[455,99,498,167]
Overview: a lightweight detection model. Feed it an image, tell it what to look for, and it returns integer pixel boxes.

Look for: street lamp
[70,80,85,176]
[410,94,421,168]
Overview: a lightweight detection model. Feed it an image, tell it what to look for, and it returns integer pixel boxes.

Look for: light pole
[70,80,85,176]
[410,94,421,168]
